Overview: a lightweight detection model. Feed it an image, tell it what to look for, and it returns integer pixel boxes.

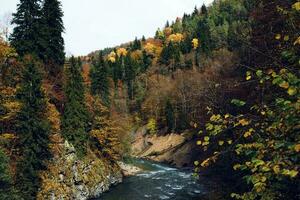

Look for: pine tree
[201,4,208,15]
[0,149,13,199]
[10,0,43,58]
[90,51,110,106]
[192,6,199,16]
[142,35,146,42]
[131,37,142,51]
[124,54,136,100]
[165,100,175,132]
[165,21,170,28]
[61,56,89,157]
[41,0,65,74]
[15,56,51,199]
[197,16,212,55]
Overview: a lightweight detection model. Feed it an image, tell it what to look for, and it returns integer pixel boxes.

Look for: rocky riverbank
[37,137,123,200]
[131,126,200,168]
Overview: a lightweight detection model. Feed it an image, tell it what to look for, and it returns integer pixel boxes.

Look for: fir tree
[10,0,43,58]
[201,4,208,15]
[131,37,142,51]
[0,148,13,199]
[61,56,89,157]
[15,56,51,199]
[197,16,212,55]
[192,6,199,16]
[142,35,146,42]
[165,20,170,28]
[124,53,136,100]
[165,100,175,132]
[90,52,110,106]
[41,0,65,74]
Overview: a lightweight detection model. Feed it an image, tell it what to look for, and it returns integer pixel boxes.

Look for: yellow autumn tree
[192,38,199,49]
[90,97,122,160]
[167,33,184,43]
[107,51,116,63]
[116,48,128,57]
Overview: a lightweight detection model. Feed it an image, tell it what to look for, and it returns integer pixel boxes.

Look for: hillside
[0,0,299,200]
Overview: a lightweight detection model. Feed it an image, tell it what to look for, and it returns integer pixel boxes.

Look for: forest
[0,0,299,200]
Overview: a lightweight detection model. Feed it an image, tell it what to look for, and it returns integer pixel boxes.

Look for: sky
[0,0,213,56]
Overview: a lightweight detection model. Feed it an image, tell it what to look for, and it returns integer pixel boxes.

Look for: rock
[131,129,200,168]
[37,139,123,200]
[117,161,143,176]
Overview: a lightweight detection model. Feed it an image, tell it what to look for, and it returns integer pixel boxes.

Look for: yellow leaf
[239,119,250,126]
[275,34,281,40]
[295,144,300,152]
[244,131,251,138]
[287,87,297,96]
[292,2,300,11]
[283,35,289,41]
[224,114,230,119]
[233,164,241,170]
[204,136,210,142]
[194,161,199,166]
[246,75,251,81]
[273,165,280,174]
[227,140,232,145]
[294,36,300,46]
[279,81,289,89]
[218,140,224,146]
[196,140,202,145]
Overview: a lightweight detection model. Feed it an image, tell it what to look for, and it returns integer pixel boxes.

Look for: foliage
[90,51,110,106]
[40,0,65,74]
[10,0,42,58]
[195,1,300,199]
[15,56,51,199]
[90,97,122,160]
[61,56,90,157]
[147,118,157,135]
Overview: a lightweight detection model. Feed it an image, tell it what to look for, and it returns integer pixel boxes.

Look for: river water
[98,159,208,200]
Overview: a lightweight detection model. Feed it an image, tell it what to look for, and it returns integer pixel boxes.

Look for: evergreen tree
[10,0,43,58]
[61,56,89,157]
[141,50,152,72]
[201,4,208,15]
[124,54,136,100]
[131,37,142,51]
[197,16,212,55]
[0,149,13,199]
[192,6,199,16]
[41,0,65,74]
[15,56,51,199]
[165,20,170,28]
[142,35,146,42]
[90,52,110,106]
[165,100,175,132]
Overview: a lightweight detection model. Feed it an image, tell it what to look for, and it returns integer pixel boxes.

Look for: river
[97,159,208,200]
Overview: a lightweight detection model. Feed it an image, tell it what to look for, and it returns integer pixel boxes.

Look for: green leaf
[231,99,246,107]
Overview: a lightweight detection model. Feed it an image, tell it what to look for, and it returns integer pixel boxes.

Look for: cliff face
[38,138,122,200]
[131,126,199,168]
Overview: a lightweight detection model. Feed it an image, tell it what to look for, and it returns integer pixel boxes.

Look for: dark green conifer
[90,52,110,106]
[165,100,175,132]
[132,37,142,51]
[41,0,65,74]
[15,56,51,199]
[10,0,42,57]
[61,56,89,157]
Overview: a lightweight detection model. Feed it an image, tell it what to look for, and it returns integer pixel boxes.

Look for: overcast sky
[1,0,213,56]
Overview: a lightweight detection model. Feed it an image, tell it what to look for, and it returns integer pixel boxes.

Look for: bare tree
[0,12,12,42]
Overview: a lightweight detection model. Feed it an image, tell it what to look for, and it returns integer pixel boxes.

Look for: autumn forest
[0,0,299,200]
